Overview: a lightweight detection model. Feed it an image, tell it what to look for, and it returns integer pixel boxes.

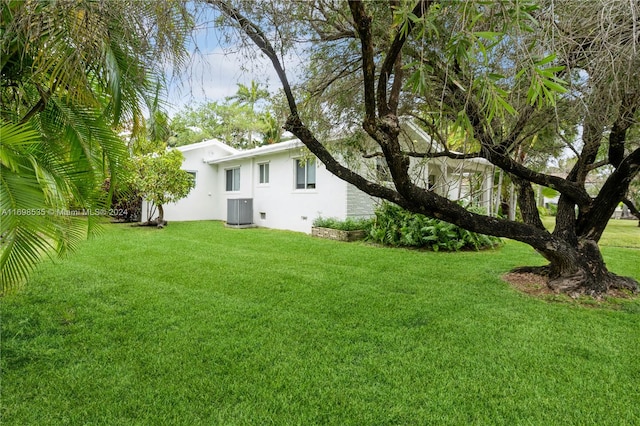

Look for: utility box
[227,198,253,225]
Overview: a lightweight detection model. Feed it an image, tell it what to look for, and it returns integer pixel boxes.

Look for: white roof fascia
[206,139,304,164]
[177,139,240,155]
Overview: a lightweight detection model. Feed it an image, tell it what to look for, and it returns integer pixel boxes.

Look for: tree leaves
[131,150,194,210]
[517,54,568,108]
[0,0,191,291]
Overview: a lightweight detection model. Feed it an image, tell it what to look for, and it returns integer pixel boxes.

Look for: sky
[163,10,292,116]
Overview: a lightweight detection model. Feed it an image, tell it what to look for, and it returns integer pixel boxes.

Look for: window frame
[258,162,270,185]
[225,167,240,192]
[295,158,316,190]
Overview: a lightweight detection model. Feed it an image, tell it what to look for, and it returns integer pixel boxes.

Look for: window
[295,158,316,189]
[226,167,240,191]
[259,163,269,184]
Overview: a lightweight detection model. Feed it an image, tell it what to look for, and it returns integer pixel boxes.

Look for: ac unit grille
[227,198,253,225]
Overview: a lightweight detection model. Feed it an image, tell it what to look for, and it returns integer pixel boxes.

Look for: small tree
[133,149,194,228]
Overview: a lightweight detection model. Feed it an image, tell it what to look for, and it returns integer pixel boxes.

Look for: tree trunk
[156,204,166,228]
[513,239,638,296]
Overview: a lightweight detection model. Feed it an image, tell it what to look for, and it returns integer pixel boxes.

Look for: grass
[593,219,640,249]
[2,220,639,425]
[543,216,640,248]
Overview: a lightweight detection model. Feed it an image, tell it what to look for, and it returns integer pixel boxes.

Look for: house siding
[249,154,348,233]
[345,183,376,218]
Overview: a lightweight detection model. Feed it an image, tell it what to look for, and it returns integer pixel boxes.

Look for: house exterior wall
[152,141,356,233]
[222,150,350,233]
[141,127,495,232]
[141,141,232,223]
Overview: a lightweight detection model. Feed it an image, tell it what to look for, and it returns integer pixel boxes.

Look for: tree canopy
[210,0,640,295]
[169,81,284,148]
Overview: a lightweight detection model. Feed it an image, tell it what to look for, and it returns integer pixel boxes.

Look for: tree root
[509,265,639,296]
[510,265,550,276]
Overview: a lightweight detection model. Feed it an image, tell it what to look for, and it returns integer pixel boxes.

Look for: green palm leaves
[1,0,191,292]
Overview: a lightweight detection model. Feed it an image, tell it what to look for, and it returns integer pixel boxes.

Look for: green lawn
[543,216,640,249]
[2,221,639,425]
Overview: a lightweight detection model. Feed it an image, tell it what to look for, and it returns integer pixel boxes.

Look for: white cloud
[165,45,298,115]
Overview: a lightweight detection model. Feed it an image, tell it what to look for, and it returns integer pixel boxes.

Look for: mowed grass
[543,216,640,249]
[591,218,640,249]
[2,221,639,425]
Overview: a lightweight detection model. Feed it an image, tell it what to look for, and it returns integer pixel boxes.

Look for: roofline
[206,139,304,164]
[176,139,240,154]
[196,120,491,167]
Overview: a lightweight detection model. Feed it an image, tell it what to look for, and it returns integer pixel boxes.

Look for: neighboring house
[142,121,495,233]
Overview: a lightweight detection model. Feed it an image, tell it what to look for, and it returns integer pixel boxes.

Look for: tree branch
[608,91,638,167]
[377,1,432,116]
[585,159,609,172]
[578,147,640,240]
[348,1,376,122]
[362,150,482,160]
[622,197,640,223]
[309,58,362,97]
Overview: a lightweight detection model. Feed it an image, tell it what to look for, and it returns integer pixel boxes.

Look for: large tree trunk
[514,239,638,296]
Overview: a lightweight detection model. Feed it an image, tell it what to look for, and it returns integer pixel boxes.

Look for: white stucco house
[142,121,495,233]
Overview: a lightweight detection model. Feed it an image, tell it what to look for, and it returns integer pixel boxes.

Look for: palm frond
[0,122,59,291]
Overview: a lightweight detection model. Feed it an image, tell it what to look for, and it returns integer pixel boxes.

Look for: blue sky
[163,9,291,116]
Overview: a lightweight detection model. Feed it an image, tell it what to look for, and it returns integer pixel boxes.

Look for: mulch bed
[501,272,637,304]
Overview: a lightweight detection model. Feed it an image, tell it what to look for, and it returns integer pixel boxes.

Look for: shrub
[312,216,372,231]
[368,202,502,251]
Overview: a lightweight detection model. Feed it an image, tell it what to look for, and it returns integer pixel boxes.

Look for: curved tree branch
[578,147,640,239]
[622,197,640,224]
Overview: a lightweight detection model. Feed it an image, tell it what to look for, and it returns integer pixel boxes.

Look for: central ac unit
[227,198,253,225]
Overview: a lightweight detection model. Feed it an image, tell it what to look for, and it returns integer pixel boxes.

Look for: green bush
[368,202,502,251]
[312,216,373,231]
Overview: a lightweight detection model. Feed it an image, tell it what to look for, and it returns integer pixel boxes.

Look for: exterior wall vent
[227,198,253,225]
